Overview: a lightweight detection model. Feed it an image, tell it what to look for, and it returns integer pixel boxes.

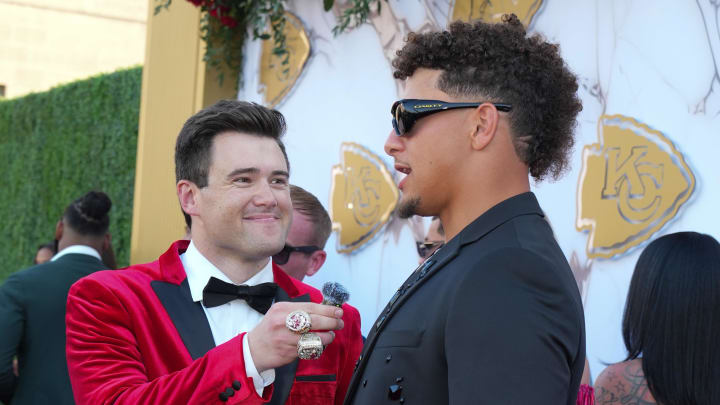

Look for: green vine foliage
[0,67,142,282]
[155,0,383,85]
[332,0,383,35]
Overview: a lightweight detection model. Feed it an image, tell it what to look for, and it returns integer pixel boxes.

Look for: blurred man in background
[33,242,56,265]
[274,185,332,282]
[0,191,113,405]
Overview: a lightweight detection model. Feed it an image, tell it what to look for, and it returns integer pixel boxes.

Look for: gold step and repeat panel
[259,12,310,108]
[451,0,543,25]
[576,115,695,259]
[330,143,399,253]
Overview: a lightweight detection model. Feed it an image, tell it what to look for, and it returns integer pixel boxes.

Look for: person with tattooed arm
[594,232,720,405]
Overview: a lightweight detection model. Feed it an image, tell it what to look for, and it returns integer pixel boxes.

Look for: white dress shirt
[51,245,101,262]
[181,241,275,397]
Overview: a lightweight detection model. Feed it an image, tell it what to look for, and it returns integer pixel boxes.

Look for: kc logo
[330,143,399,253]
[576,115,695,259]
[452,0,543,26]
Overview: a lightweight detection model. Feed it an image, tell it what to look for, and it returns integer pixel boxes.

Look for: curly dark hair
[392,14,582,181]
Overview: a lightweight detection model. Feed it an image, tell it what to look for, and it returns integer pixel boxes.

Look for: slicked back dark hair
[392,14,582,181]
[63,191,112,236]
[175,100,289,227]
[622,231,720,405]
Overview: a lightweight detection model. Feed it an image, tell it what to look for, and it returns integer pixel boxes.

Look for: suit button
[395,377,404,383]
[363,379,367,387]
[218,392,229,402]
[388,384,403,400]
[225,387,235,397]
[385,354,392,363]
[400,398,405,404]
[232,380,242,390]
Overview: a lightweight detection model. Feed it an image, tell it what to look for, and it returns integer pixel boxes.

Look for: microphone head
[321,282,350,307]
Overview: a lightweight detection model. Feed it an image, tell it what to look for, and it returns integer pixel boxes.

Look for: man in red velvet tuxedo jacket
[65,100,363,405]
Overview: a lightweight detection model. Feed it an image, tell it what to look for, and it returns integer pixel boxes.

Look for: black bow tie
[202,277,278,314]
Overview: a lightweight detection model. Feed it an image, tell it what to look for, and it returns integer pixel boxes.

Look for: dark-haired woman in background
[0,191,113,405]
[594,231,720,405]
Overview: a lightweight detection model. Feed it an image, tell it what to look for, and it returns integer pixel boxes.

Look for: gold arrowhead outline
[329,142,399,254]
[576,114,695,259]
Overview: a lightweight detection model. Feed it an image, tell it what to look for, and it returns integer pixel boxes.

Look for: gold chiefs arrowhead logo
[452,0,543,26]
[259,11,310,108]
[576,115,695,259]
[330,143,399,253]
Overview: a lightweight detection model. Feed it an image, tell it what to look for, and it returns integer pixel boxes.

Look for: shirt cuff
[242,334,276,397]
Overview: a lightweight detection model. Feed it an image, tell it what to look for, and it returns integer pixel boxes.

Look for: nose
[253,180,279,208]
[384,130,404,157]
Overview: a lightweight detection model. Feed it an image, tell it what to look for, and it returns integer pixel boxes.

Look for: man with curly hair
[344,15,585,405]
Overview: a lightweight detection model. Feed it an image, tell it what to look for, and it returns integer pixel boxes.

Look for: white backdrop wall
[239,0,720,382]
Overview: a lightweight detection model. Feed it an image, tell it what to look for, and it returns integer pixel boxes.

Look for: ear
[305,250,327,278]
[468,102,500,151]
[177,180,200,219]
[54,220,64,241]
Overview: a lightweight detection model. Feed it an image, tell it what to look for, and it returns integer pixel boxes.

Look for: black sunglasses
[272,244,321,265]
[391,99,512,136]
[416,241,444,259]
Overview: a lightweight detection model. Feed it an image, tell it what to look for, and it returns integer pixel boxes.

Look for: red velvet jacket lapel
[67,240,364,405]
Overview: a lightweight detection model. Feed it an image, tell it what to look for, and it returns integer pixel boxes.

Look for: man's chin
[239,232,286,259]
[261,239,286,256]
[397,196,421,219]
[245,243,284,262]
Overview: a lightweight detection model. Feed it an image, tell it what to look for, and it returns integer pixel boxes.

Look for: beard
[397,196,421,219]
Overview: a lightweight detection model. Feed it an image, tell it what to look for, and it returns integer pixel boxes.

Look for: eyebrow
[226,168,289,179]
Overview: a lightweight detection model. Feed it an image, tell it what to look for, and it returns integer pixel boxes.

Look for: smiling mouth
[243,214,280,221]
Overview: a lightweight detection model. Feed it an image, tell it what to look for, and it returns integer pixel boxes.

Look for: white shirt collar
[51,245,102,262]
[181,240,275,303]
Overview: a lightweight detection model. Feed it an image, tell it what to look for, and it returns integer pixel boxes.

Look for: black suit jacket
[0,253,106,405]
[345,193,586,405]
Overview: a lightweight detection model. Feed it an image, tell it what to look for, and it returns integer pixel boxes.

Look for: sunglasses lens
[272,247,290,265]
[391,102,401,136]
[397,117,407,136]
[415,242,427,257]
[416,242,443,258]
[391,101,399,115]
[392,118,401,136]
[391,101,408,136]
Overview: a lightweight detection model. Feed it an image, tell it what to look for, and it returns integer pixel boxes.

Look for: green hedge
[0,66,142,282]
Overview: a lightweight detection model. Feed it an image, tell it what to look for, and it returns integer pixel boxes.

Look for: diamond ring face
[286,310,312,334]
[297,332,323,360]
